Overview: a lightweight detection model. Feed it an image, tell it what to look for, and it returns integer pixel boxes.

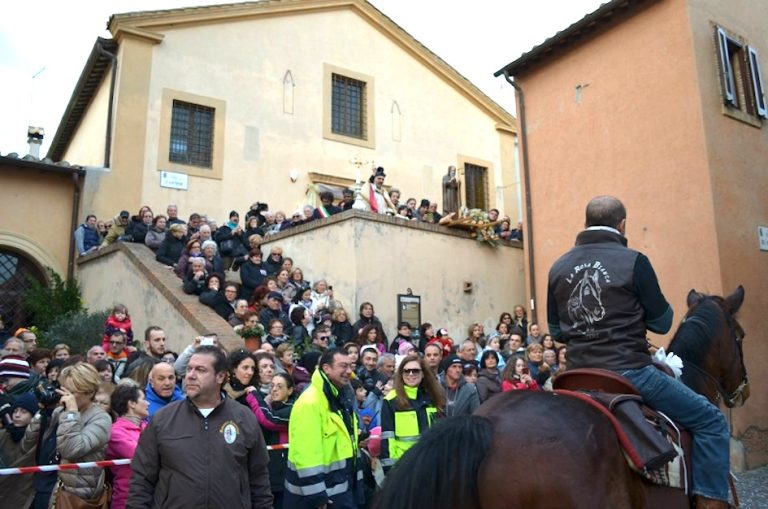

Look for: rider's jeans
[619,364,730,501]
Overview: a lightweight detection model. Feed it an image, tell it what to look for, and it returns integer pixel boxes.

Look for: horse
[372,286,747,509]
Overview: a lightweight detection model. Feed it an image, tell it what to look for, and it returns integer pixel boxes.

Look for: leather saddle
[554,367,693,495]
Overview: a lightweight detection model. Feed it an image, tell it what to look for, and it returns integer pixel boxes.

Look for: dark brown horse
[372,286,747,509]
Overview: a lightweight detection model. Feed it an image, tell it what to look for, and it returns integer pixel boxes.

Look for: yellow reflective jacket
[380,385,439,470]
[284,369,361,508]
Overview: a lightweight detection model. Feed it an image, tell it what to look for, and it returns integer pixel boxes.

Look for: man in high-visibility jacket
[284,348,364,509]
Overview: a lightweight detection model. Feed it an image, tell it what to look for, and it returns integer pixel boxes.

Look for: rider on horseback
[547,196,732,509]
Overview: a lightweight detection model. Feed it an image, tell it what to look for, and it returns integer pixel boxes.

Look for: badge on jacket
[220,420,240,444]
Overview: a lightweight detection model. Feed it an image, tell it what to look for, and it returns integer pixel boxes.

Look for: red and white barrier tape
[0,436,392,476]
[0,443,293,476]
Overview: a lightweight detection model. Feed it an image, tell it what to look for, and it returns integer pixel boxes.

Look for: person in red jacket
[102,304,134,348]
[501,356,539,391]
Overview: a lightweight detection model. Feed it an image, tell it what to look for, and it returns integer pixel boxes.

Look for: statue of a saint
[442,165,461,215]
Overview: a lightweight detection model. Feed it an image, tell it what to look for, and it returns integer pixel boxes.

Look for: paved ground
[734,465,768,508]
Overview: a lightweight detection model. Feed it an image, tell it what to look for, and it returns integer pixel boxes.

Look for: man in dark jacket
[259,292,290,331]
[438,355,479,417]
[311,191,343,220]
[74,215,100,256]
[128,346,272,509]
[547,195,730,509]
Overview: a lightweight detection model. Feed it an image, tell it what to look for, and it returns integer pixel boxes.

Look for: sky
[0,0,605,157]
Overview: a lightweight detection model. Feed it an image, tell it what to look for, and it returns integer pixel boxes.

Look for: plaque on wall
[397,293,421,340]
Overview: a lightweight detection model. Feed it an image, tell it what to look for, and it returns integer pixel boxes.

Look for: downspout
[68,172,83,281]
[97,44,118,167]
[503,71,537,323]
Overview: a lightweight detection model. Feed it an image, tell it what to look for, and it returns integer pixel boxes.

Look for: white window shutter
[717,27,737,105]
[748,46,767,118]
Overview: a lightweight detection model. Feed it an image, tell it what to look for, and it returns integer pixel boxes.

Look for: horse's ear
[687,289,702,308]
[725,285,745,313]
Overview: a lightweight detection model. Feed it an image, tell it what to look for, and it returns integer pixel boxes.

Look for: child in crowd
[103,304,134,348]
[0,393,38,507]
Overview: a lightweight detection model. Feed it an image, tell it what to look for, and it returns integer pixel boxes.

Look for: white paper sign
[160,171,188,190]
[759,226,768,251]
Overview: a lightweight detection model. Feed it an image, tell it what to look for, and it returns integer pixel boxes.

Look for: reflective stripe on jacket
[380,385,438,470]
[284,369,362,509]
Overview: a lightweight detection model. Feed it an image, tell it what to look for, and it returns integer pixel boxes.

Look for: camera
[35,380,61,407]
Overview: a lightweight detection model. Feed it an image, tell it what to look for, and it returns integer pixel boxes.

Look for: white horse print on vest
[567,269,606,331]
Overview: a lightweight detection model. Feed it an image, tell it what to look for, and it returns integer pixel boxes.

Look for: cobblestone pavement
[734,465,768,508]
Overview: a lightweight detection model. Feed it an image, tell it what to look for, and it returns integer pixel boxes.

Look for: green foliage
[40,309,111,355]
[24,268,84,332]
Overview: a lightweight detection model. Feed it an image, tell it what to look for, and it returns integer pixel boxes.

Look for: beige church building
[50,0,519,224]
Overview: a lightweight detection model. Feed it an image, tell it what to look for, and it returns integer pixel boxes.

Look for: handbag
[53,472,111,509]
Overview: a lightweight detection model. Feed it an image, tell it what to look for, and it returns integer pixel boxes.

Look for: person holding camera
[25,363,112,507]
[501,356,540,391]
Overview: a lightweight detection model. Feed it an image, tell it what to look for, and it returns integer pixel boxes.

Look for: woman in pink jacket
[106,383,149,509]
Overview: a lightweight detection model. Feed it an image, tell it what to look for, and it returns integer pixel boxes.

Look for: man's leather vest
[548,229,650,371]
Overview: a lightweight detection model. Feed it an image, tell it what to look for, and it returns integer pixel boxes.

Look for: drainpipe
[68,172,83,280]
[503,71,537,323]
[97,43,118,167]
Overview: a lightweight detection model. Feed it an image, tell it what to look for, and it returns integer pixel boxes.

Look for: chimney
[27,126,44,159]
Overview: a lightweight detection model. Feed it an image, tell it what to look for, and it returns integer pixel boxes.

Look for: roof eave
[47,37,118,162]
[494,0,660,78]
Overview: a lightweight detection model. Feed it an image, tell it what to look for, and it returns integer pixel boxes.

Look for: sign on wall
[397,293,421,339]
[160,171,189,190]
[759,226,768,251]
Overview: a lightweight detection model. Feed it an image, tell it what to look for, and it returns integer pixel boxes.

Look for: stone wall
[77,242,241,353]
[261,210,525,340]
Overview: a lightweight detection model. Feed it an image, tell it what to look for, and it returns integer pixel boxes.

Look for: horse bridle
[679,313,749,408]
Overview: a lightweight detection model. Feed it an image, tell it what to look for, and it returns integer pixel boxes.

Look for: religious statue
[442,165,461,215]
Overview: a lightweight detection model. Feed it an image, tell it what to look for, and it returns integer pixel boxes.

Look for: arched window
[283,70,295,115]
[391,100,402,142]
[0,248,46,336]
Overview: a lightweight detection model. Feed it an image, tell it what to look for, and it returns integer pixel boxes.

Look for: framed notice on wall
[397,294,421,339]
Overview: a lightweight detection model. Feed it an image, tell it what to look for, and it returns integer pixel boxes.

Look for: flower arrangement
[448,207,501,246]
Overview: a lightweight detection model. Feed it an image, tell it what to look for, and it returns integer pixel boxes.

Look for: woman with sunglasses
[380,355,445,473]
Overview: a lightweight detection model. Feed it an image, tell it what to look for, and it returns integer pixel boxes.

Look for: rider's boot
[694,496,733,509]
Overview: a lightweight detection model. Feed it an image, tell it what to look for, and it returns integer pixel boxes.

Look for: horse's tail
[371,415,492,509]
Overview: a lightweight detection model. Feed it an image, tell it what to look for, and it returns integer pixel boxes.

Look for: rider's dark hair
[585,196,626,229]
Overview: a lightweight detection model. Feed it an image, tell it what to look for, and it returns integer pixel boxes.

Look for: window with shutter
[748,47,767,119]
[714,25,765,124]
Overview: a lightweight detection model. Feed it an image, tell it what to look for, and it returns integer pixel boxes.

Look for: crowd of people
[0,171,539,507]
[0,297,563,508]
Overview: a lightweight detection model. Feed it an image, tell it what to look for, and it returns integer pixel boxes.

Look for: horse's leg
[476,392,646,509]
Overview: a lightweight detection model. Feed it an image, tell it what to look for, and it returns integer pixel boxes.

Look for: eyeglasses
[403,368,422,375]
[318,335,331,340]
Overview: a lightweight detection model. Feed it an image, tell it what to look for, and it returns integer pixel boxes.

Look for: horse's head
[684,285,748,407]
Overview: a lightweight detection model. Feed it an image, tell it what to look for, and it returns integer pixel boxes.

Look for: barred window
[464,163,489,211]
[169,100,215,168]
[331,73,367,139]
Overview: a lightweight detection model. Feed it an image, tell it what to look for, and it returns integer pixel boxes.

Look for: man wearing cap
[260,291,291,331]
[353,167,396,214]
[438,355,480,417]
[101,210,131,247]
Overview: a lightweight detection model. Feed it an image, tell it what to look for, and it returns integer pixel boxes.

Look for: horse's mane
[668,296,727,366]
